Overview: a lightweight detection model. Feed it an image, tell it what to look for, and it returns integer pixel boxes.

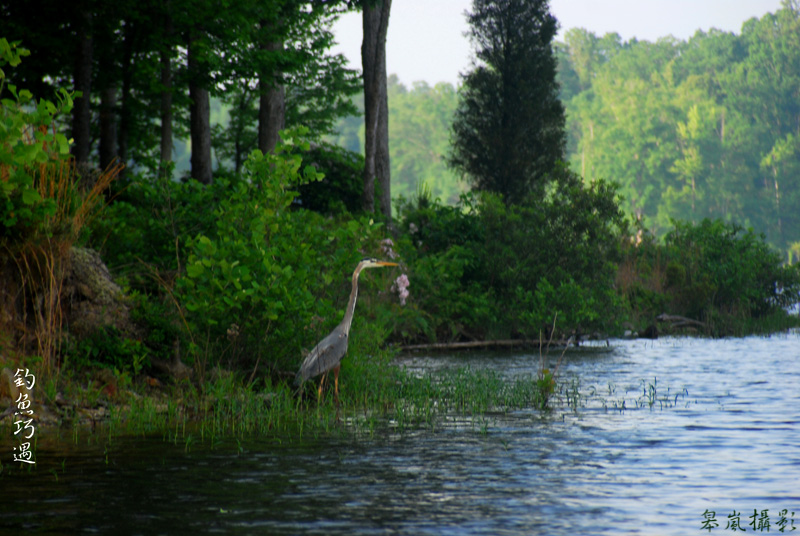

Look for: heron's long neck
[340,268,362,335]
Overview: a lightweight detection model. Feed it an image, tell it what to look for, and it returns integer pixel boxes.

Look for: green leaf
[21,188,41,205]
[186,263,204,278]
[54,133,70,154]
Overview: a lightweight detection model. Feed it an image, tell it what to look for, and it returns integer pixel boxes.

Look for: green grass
[565,377,693,414]
[43,362,552,446]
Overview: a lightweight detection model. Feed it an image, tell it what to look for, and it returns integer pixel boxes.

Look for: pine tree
[449,0,566,203]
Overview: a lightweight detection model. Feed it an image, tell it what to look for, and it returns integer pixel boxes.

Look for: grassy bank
[2,351,556,452]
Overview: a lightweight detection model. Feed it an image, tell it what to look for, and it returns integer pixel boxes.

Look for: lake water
[2,334,799,535]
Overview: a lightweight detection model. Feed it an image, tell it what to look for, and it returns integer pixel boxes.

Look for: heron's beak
[377,261,399,267]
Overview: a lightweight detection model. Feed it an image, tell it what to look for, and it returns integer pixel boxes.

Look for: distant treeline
[557,3,800,257]
[336,3,799,258]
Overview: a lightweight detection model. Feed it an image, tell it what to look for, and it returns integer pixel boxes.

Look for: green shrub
[90,173,218,290]
[665,261,686,288]
[665,219,800,318]
[64,325,149,375]
[619,218,800,333]
[128,292,183,363]
[87,127,399,381]
[0,38,74,238]
[393,168,627,341]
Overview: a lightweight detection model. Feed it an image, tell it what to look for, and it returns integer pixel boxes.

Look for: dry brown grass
[1,157,122,373]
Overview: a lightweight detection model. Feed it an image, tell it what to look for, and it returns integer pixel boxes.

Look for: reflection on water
[2,334,799,535]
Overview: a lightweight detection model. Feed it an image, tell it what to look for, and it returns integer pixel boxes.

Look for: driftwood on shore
[656,313,706,329]
[398,338,574,353]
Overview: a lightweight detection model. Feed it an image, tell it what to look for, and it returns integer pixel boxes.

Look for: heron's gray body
[295,325,349,384]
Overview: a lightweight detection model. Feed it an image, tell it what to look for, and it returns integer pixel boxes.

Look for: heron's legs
[333,364,341,405]
[317,372,327,401]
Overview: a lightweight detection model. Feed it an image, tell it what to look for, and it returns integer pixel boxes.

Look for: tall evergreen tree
[449,0,566,203]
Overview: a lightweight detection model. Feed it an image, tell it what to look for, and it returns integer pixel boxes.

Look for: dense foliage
[618,219,800,334]
[391,168,627,342]
[0,39,73,237]
[0,0,359,176]
[90,129,398,376]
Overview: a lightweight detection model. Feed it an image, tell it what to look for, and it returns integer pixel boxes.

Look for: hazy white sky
[331,0,784,87]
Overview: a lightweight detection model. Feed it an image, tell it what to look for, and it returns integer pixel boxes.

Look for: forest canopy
[558,2,800,256]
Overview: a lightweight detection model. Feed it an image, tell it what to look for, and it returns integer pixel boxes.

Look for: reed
[561,377,691,413]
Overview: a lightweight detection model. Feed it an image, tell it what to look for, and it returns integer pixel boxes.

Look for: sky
[330,0,784,87]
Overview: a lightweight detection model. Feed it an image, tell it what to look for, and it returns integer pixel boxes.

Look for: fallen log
[655,313,706,329]
[398,338,573,352]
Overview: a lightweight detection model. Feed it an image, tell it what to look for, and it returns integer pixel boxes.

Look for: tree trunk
[98,86,117,170]
[258,84,285,155]
[258,40,285,154]
[188,32,213,184]
[72,9,93,165]
[376,76,391,220]
[189,86,212,184]
[159,8,174,174]
[361,0,392,219]
[118,24,135,169]
[400,338,576,352]
[96,10,117,172]
[159,51,173,171]
[234,91,251,172]
[773,167,782,245]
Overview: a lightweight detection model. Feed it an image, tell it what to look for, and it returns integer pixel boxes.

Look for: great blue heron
[294,258,399,401]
